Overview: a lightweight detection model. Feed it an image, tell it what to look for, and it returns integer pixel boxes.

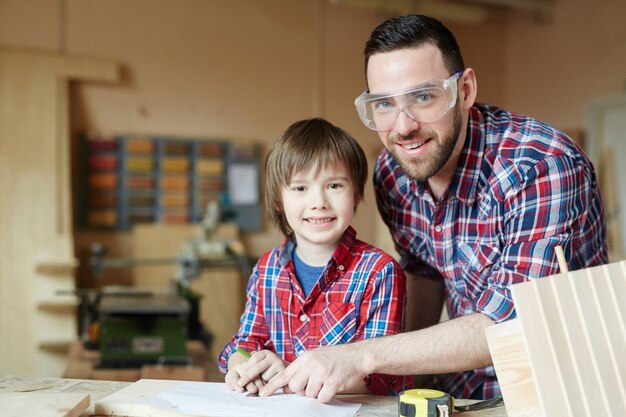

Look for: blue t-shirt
[292,247,325,297]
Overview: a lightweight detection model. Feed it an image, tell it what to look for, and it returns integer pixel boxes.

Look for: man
[245,14,608,402]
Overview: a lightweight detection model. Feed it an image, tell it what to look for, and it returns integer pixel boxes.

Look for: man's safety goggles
[354,71,463,131]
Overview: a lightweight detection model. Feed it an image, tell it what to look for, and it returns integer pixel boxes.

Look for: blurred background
[1,0,624,380]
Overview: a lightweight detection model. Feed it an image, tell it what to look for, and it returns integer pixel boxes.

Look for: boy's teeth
[308,218,331,224]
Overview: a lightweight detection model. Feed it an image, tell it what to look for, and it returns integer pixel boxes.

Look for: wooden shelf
[37,298,79,312]
[36,259,79,275]
[81,134,262,232]
[38,339,74,353]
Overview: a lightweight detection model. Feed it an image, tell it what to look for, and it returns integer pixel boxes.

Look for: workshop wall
[504,0,626,132]
[0,0,506,378]
[0,1,508,268]
[5,0,623,376]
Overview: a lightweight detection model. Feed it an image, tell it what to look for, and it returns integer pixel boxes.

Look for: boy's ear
[354,195,363,211]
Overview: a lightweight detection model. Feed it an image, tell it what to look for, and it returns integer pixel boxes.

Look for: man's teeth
[403,141,426,150]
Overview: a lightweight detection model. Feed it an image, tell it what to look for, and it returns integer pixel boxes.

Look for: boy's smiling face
[281,161,358,260]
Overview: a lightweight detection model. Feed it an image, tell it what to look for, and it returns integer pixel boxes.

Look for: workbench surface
[0,375,508,416]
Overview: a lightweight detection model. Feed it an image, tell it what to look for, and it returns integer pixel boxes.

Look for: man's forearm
[357,313,495,376]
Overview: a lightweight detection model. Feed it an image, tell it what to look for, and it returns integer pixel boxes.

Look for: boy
[218,118,412,396]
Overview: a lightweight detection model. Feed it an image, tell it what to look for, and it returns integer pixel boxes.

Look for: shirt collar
[448,105,486,205]
[277,226,357,267]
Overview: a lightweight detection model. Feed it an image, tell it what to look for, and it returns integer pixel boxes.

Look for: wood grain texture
[1,392,89,417]
[484,319,539,417]
[95,379,508,417]
[510,262,626,417]
[0,48,118,377]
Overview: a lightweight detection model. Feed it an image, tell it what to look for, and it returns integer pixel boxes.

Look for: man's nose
[394,108,420,136]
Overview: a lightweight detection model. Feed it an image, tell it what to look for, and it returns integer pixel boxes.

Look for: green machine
[97,292,189,368]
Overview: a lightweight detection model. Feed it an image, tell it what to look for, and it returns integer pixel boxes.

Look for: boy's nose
[310,189,328,210]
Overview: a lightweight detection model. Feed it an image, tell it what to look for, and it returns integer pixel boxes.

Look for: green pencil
[236,346,252,359]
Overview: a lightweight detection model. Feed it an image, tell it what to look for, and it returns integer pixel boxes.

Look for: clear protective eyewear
[354,71,463,131]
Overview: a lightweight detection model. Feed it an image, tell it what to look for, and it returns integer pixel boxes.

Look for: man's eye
[372,100,394,112]
[413,93,433,104]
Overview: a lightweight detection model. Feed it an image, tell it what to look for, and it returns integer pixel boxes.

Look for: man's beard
[387,106,462,182]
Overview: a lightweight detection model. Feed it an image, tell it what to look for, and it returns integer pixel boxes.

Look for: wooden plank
[0,392,89,417]
[484,318,539,417]
[570,267,626,415]
[544,271,596,417]
[95,380,216,417]
[511,279,571,416]
[96,379,507,417]
[0,48,119,377]
[596,263,626,394]
[0,376,506,417]
[511,262,626,417]
[535,277,587,416]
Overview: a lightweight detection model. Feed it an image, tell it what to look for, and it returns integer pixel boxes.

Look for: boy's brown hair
[265,118,368,238]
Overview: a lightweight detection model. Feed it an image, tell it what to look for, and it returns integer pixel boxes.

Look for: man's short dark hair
[364,15,465,77]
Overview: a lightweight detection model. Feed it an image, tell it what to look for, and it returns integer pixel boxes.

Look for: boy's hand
[240,350,287,385]
[225,359,265,394]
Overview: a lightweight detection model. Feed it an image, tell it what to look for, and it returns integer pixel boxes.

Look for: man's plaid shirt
[374,103,608,399]
[219,226,413,395]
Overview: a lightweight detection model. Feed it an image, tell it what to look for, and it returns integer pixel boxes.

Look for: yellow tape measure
[399,389,504,417]
[398,389,453,417]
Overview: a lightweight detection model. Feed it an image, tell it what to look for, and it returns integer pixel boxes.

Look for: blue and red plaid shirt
[374,103,608,399]
[218,226,413,395]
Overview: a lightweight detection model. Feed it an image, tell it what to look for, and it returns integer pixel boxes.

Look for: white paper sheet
[144,381,361,417]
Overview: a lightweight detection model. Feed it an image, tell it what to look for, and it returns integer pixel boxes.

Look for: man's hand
[256,344,367,403]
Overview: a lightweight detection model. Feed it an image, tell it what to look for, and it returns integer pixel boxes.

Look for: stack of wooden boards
[485,260,626,416]
[1,393,89,417]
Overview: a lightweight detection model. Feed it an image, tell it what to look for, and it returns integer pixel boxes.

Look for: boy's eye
[292,185,306,192]
[328,183,343,189]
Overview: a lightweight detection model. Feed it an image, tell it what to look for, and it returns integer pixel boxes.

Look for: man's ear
[459,68,478,110]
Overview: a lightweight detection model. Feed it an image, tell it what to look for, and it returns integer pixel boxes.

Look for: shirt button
[299,314,307,322]
[337,265,344,271]
[435,225,442,233]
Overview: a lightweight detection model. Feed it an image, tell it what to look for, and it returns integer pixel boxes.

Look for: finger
[304,379,323,399]
[246,350,267,366]
[259,368,292,397]
[245,381,259,394]
[260,364,281,382]
[285,364,310,396]
[225,369,244,392]
[246,354,273,378]
[317,383,337,404]
[253,377,265,392]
